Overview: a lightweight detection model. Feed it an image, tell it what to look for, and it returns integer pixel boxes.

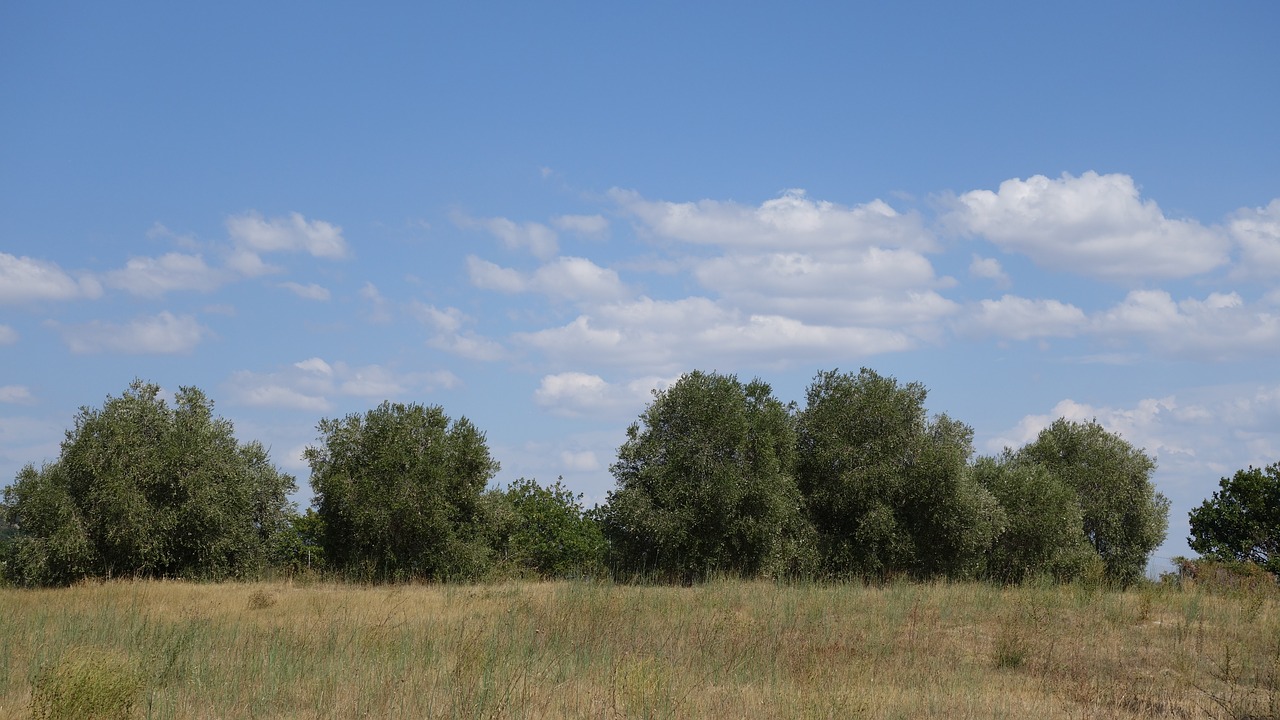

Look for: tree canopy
[795,368,1003,580]
[1016,419,1169,586]
[600,371,812,581]
[1,380,296,586]
[305,401,500,581]
[1188,462,1280,574]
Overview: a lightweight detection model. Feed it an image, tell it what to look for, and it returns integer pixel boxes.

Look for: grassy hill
[1,577,1275,718]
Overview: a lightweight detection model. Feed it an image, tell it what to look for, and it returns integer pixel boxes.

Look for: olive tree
[487,477,605,578]
[1,380,295,586]
[795,368,1003,580]
[599,371,813,581]
[305,401,500,581]
[971,453,1096,583]
[1016,419,1169,586]
[1188,462,1280,574]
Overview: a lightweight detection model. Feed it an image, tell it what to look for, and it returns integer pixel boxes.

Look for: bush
[30,647,144,720]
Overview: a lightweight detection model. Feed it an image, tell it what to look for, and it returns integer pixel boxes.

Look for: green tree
[1016,419,1169,586]
[1,380,295,586]
[1188,462,1280,574]
[600,371,813,582]
[971,453,1095,583]
[489,477,604,578]
[305,401,500,581]
[795,368,1003,580]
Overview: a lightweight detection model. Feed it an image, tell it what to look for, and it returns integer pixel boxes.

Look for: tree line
[1,370,1267,588]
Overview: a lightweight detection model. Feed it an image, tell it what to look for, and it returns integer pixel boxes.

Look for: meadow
[1,576,1275,719]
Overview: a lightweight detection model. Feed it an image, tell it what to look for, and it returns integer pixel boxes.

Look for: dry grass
[0,576,1275,719]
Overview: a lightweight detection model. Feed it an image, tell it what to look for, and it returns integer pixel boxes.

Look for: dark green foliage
[270,508,328,573]
[600,371,814,581]
[972,454,1095,583]
[306,401,500,581]
[795,368,1003,580]
[489,477,604,578]
[1016,419,1169,586]
[1188,462,1280,574]
[1,380,296,586]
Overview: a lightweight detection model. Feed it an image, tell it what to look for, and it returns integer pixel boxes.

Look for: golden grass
[0,577,1275,719]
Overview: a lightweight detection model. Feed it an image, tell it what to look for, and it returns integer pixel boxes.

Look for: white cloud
[1091,289,1280,360]
[612,187,936,251]
[957,295,1087,340]
[0,325,17,345]
[410,302,466,333]
[0,253,102,303]
[226,211,349,259]
[946,172,1229,279]
[1230,198,1280,276]
[226,358,458,411]
[692,247,957,327]
[517,296,915,372]
[279,281,331,300]
[428,333,507,362]
[409,302,507,361]
[0,385,34,404]
[466,256,527,293]
[59,312,209,354]
[104,252,228,297]
[466,256,630,303]
[969,255,1011,287]
[534,372,672,418]
[552,214,610,239]
[455,213,558,259]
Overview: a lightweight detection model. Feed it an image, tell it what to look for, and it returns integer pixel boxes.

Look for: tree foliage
[488,477,605,578]
[1,380,296,586]
[600,371,813,581]
[1016,419,1169,586]
[971,453,1095,583]
[795,368,1003,580]
[1188,462,1280,574]
[305,401,500,581]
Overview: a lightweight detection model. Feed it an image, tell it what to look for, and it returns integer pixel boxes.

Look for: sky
[2,2,1278,571]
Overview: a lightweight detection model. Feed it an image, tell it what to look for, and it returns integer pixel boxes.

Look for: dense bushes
[2,370,1182,586]
[1,381,295,586]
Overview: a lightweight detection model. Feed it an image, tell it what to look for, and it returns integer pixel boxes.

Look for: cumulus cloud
[1092,289,1280,360]
[455,213,558,259]
[226,358,458,411]
[533,372,672,418]
[226,211,348,258]
[0,253,102,303]
[279,281,331,300]
[612,187,936,251]
[516,296,915,372]
[957,295,1088,340]
[1230,198,1280,276]
[552,214,610,239]
[0,325,17,345]
[58,312,209,354]
[466,256,630,303]
[409,302,507,361]
[104,253,228,297]
[969,255,1011,287]
[946,172,1229,279]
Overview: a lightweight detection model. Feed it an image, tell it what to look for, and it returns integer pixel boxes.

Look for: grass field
[1,576,1276,719]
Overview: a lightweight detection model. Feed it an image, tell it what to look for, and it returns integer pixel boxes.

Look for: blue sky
[3,2,1278,570]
